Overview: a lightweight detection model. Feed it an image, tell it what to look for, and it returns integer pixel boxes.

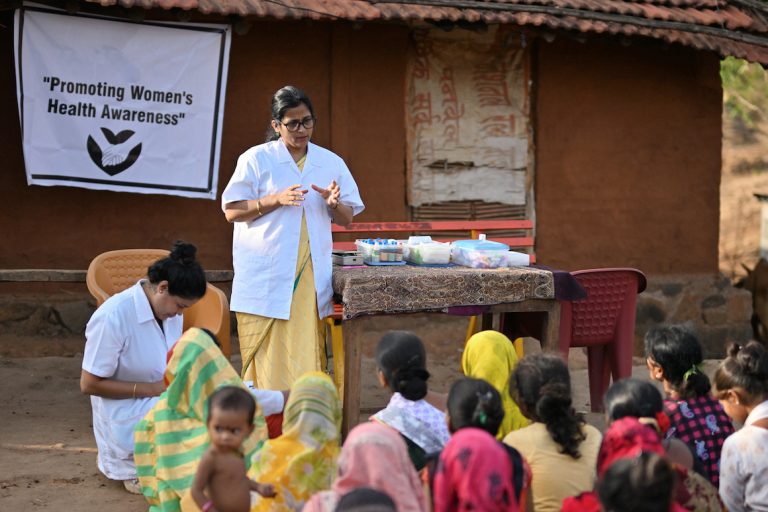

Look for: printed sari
[133,328,268,512]
[248,371,341,511]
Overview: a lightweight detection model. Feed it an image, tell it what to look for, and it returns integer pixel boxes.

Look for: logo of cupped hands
[86,127,142,176]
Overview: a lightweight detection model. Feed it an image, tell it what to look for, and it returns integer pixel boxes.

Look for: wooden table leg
[539,300,561,353]
[490,299,561,354]
[341,316,365,438]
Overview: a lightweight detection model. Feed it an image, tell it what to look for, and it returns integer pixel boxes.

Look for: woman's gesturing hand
[311,180,341,209]
[277,184,308,207]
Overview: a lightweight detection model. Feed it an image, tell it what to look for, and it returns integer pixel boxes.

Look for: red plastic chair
[558,268,647,412]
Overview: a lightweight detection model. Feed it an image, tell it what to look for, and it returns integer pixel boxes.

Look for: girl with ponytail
[371,331,449,470]
[645,325,734,486]
[504,354,602,512]
[714,341,768,511]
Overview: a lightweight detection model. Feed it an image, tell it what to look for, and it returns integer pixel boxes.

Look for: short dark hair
[604,378,664,422]
[597,452,676,512]
[644,325,710,399]
[207,386,256,424]
[447,377,504,436]
[714,341,768,404]
[375,331,430,401]
[335,487,396,512]
[147,240,207,300]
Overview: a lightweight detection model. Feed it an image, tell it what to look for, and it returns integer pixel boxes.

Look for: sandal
[123,477,142,495]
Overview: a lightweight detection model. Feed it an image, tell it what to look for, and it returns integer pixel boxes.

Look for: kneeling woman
[80,241,207,493]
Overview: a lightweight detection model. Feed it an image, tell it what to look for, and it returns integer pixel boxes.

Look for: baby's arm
[190,450,215,509]
[250,479,276,498]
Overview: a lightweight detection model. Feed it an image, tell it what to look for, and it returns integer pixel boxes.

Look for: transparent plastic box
[450,235,510,269]
[355,239,405,265]
[405,241,451,265]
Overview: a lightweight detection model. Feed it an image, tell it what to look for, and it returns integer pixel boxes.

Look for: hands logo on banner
[86,127,143,176]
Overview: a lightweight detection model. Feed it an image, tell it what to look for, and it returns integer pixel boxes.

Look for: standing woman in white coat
[222,85,364,390]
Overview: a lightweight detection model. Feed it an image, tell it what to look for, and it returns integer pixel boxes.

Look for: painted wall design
[406,27,529,207]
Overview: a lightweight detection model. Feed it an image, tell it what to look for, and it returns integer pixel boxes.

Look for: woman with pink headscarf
[303,422,427,512]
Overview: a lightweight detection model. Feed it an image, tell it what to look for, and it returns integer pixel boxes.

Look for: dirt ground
[0,315,723,512]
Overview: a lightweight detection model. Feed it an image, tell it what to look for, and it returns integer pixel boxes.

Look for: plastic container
[405,241,451,265]
[355,239,405,265]
[505,251,531,267]
[450,234,510,268]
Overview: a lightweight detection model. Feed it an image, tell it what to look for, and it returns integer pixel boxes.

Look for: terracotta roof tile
[84,0,768,64]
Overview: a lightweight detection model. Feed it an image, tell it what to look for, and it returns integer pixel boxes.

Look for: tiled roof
[85,0,768,64]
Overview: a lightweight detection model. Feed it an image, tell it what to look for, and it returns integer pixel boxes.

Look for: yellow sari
[237,154,326,390]
[462,330,529,438]
[134,327,267,512]
[248,371,342,511]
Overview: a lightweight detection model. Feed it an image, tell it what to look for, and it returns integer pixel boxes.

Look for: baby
[191,386,276,512]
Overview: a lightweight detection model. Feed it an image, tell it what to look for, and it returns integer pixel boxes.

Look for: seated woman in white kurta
[79,241,208,494]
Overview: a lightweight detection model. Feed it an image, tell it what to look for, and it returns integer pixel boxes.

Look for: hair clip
[683,363,703,382]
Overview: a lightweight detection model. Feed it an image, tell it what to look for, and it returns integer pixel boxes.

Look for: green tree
[721,57,768,128]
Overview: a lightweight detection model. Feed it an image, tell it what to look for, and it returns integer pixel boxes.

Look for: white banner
[14,5,231,199]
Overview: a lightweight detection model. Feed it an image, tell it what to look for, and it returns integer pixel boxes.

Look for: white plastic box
[404,240,452,265]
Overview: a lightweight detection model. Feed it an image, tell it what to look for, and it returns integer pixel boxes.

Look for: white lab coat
[82,281,182,480]
[222,139,364,320]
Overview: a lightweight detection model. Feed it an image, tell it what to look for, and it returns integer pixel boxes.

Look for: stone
[701,294,727,309]
[698,326,732,358]
[702,307,728,325]
[55,302,95,334]
[726,290,754,323]
[661,283,683,297]
[0,302,37,323]
[636,298,666,324]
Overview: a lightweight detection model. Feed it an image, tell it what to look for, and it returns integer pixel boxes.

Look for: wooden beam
[0,269,234,283]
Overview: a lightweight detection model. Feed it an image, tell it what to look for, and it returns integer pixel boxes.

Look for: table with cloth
[332,264,583,435]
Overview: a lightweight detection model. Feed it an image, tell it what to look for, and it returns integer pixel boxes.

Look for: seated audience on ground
[190,387,276,512]
[370,331,450,470]
[303,422,427,512]
[427,377,529,512]
[334,487,397,512]
[249,371,342,512]
[713,341,768,512]
[562,416,722,512]
[503,354,602,512]
[645,325,734,485]
[461,330,528,438]
[135,328,270,510]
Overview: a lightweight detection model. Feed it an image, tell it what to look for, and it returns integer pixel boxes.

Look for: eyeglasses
[278,116,315,132]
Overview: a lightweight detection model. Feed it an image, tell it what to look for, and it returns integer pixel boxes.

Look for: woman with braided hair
[371,331,449,470]
[503,354,602,512]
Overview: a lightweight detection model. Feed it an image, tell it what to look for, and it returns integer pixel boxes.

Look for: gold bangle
[132,383,137,399]
[256,199,263,217]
